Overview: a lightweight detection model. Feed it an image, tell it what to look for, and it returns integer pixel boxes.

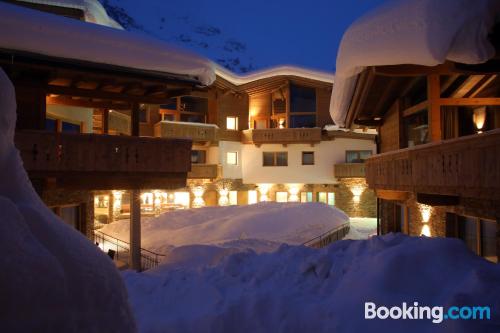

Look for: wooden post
[130,189,141,271]
[427,74,442,142]
[131,102,140,136]
[103,109,109,134]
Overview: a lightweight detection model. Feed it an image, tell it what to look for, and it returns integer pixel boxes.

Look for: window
[229,191,238,205]
[248,190,258,204]
[290,84,316,128]
[318,192,335,206]
[481,219,498,263]
[302,152,315,165]
[226,116,238,130]
[276,192,288,203]
[179,96,208,123]
[403,111,429,147]
[458,216,478,254]
[346,150,372,163]
[61,121,81,133]
[191,150,206,164]
[226,152,238,165]
[300,192,313,203]
[263,152,288,166]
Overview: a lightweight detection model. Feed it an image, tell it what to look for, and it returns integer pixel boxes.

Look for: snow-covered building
[331,0,500,263]
[0,1,216,269]
[1,0,376,268]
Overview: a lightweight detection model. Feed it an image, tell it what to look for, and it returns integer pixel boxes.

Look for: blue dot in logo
[444,314,449,319]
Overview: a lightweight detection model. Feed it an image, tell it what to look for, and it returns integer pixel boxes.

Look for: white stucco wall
[207,141,243,179]
[240,138,375,184]
[47,104,93,133]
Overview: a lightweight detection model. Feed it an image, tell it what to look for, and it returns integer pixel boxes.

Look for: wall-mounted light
[421,224,431,237]
[419,204,432,223]
[287,184,302,202]
[350,185,365,203]
[473,107,486,134]
[191,186,206,208]
[112,190,124,218]
[257,183,273,202]
[218,188,229,206]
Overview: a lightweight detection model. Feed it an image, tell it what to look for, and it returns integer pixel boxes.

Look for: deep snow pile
[123,234,500,333]
[0,69,135,331]
[330,0,500,126]
[100,202,349,253]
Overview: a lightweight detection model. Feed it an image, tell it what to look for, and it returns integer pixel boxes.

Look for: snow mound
[330,0,500,126]
[100,202,349,253]
[0,69,135,331]
[124,234,500,333]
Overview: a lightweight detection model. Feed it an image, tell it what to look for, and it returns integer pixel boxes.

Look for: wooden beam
[450,75,485,98]
[469,75,498,98]
[416,193,460,206]
[46,96,131,110]
[46,84,182,104]
[438,97,500,106]
[376,189,410,201]
[402,100,428,118]
[440,74,460,94]
[427,74,442,141]
[373,63,455,77]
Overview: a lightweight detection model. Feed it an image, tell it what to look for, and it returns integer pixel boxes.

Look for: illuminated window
[300,192,313,202]
[229,191,238,205]
[226,152,238,165]
[318,192,335,206]
[302,152,314,165]
[248,190,258,204]
[276,192,288,203]
[346,150,372,163]
[226,116,238,130]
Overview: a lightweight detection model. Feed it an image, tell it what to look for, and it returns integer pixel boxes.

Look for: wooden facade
[342,23,500,262]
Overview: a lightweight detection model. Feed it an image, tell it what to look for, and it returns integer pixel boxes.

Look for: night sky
[107,0,387,73]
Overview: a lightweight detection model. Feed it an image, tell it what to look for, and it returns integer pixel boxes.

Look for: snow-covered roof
[0,2,216,86]
[330,0,500,126]
[215,64,334,86]
[15,0,123,29]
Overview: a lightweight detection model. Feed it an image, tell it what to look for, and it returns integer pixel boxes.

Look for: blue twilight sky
[107,0,387,73]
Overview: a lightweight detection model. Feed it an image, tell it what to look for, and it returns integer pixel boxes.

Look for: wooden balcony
[15,131,192,189]
[188,164,219,179]
[154,121,218,143]
[217,129,242,142]
[334,163,366,178]
[242,128,322,145]
[365,129,500,201]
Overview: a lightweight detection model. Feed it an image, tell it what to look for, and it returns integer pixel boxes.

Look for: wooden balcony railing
[15,130,191,189]
[334,163,366,178]
[242,128,322,145]
[188,164,219,179]
[365,129,500,200]
[154,121,218,142]
[217,129,241,142]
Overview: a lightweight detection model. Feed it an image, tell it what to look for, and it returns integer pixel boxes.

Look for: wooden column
[107,192,114,224]
[103,109,109,134]
[427,74,442,142]
[130,189,141,271]
[14,84,47,130]
[131,102,140,136]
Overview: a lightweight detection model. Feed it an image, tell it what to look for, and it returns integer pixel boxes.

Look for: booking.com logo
[365,302,491,324]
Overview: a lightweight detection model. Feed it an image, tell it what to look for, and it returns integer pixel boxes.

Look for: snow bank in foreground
[100,202,349,253]
[0,69,135,331]
[330,0,500,126]
[124,234,500,333]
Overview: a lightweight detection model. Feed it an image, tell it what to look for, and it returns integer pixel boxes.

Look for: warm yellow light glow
[419,204,432,223]
[421,224,431,237]
[218,188,229,206]
[191,186,205,208]
[248,190,258,204]
[112,190,123,217]
[226,116,238,130]
[276,192,288,203]
[287,184,302,202]
[226,152,238,165]
[350,185,365,203]
[257,183,273,202]
[174,192,190,207]
[278,118,286,129]
[473,107,486,132]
